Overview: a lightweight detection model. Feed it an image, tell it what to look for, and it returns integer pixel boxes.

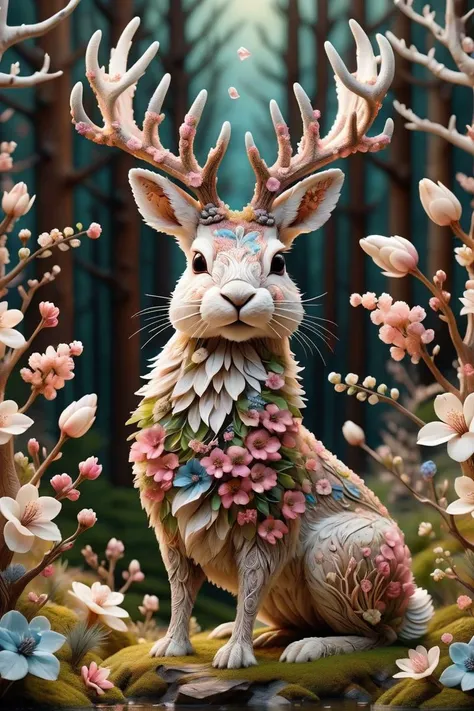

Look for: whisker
[144,294,172,300]
[129,318,169,339]
[272,316,310,358]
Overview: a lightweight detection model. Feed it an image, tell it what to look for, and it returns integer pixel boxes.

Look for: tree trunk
[109,0,141,486]
[388,11,413,304]
[35,0,75,344]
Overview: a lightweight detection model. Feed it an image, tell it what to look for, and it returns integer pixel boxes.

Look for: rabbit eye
[270,253,286,275]
[192,253,207,274]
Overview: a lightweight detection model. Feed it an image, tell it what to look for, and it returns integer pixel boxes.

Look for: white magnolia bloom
[68,581,129,631]
[0,483,61,553]
[359,235,418,278]
[59,394,97,438]
[417,393,474,462]
[393,645,440,680]
[419,178,462,226]
[0,302,25,349]
[0,400,33,445]
[446,477,474,517]
[1,182,35,218]
[460,290,474,316]
[342,420,365,446]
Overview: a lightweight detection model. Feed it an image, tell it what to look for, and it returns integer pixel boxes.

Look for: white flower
[0,400,33,445]
[446,476,474,517]
[0,483,61,553]
[342,420,365,446]
[359,235,418,278]
[455,246,474,268]
[2,182,35,218]
[419,178,462,226]
[362,609,381,625]
[68,581,129,631]
[0,302,25,349]
[418,521,433,537]
[431,569,446,582]
[59,394,97,438]
[393,645,440,680]
[417,393,474,462]
[460,290,474,316]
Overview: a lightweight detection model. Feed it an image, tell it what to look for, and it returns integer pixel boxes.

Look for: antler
[247,20,395,213]
[70,17,231,209]
[0,0,81,88]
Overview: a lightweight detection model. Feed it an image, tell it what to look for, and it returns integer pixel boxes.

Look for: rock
[344,683,372,703]
[175,677,252,703]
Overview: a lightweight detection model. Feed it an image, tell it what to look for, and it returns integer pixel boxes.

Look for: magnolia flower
[359,235,418,278]
[0,483,61,553]
[59,394,97,438]
[393,645,440,680]
[446,477,474,517]
[460,290,474,316]
[417,393,474,462]
[342,420,365,446]
[0,302,25,349]
[68,582,129,631]
[81,661,114,696]
[419,178,462,226]
[2,182,35,218]
[0,400,33,444]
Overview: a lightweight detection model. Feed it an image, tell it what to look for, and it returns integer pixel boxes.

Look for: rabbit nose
[220,282,256,309]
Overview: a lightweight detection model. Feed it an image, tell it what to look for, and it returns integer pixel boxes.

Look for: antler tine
[72,17,231,208]
[248,20,395,213]
[0,0,81,57]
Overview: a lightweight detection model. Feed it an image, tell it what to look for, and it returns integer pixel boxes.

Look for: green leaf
[272,460,294,472]
[211,494,222,511]
[267,359,285,374]
[232,437,244,447]
[165,430,183,452]
[288,404,302,418]
[268,486,283,502]
[255,497,270,516]
[262,392,288,410]
[237,398,250,411]
[278,472,295,489]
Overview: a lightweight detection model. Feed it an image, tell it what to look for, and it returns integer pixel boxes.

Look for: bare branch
[394,100,474,156]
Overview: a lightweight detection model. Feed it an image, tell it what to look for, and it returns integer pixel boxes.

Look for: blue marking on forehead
[213,225,262,254]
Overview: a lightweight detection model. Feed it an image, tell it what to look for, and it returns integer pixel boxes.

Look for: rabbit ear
[272,169,344,246]
[129,168,201,251]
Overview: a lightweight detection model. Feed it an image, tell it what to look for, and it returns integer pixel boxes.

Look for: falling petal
[228,87,240,100]
[237,47,251,61]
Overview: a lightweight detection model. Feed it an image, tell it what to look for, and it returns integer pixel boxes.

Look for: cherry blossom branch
[342,382,425,427]
[0,230,87,292]
[0,319,44,396]
[30,435,67,486]
[19,389,39,415]
[419,347,460,397]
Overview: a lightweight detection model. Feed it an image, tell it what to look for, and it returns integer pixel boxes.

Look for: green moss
[105,634,404,700]
[422,687,474,708]
[279,683,319,701]
[427,604,467,634]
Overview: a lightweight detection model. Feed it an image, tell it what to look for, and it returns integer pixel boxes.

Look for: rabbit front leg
[212,543,281,669]
[150,540,205,657]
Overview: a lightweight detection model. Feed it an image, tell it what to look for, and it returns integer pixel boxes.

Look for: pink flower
[377,561,390,577]
[315,478,332,495]
[350,293,362,307]
[249,464,277,493]
[260,404,293,433]
[50,473,80,501]
[144,479,172,502]
[457,594,473,611]
[123,559,144,583]
[27,438,39,456]
[129,441,146,462]
[282,490,306,519]
[201,447,232,478]
[86,223,102,240]
[39,301,59,328]
[69,340,83,356]
[266,177,281,192]
[245,429,281,461]
[237,509,257,525]
[218,477,253,508]
[362,547,371,557]
[227,445,253,476]
[189,439,208,453]
[77,508,97,529]
[106,538,124,560]
[265,373,285,390]
[386,581,402,599]
[223,430,234,442]
[147,453,179,482]
[79,456,102,480]
[305,458,319,472]
[240,409,260,426]
[361,292,377,309]
[81,661,114,696]
[441,633,453,644]
[135,424,166,459]
[258,516,288,544]
[360,579,372,593]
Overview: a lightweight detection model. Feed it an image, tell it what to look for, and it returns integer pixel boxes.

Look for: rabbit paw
[212,640,257,669]
[150,636,194,658]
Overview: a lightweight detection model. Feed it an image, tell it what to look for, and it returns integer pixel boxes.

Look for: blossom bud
[418,521,433,537]
[86,222,102,239]
[106,537,125,560]
[18,247,30,259]
[360,235,418,278]
[342,420,365,446]
[419,178,462,226]
[390,388,400,400]
[27,438,39,456]
[2,182,35,218]
[39,301,59,328]
[59,394,97,438]
[77,508,97,529]
[79,456,102,480]
[345,373,358,386]
[41,565,54,578]
[139,594,159,614]
[328,372,341,384]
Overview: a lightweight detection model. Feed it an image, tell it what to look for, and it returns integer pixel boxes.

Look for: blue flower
[248,394,266,411]
[331,484,344,501]
[0,610,65,681]
[172,459,213,514]
[420,460,437,480]
[440,635,474,691]
[305,494,316,505]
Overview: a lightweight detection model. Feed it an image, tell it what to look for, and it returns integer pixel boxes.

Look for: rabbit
[72,17,433,669]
